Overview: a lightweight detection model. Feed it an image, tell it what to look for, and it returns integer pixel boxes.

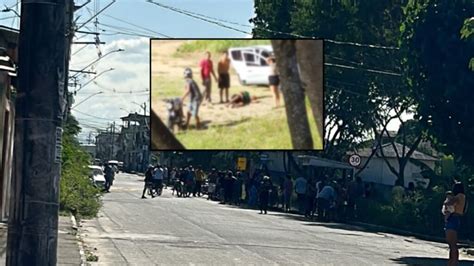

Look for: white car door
[241,51,271,85]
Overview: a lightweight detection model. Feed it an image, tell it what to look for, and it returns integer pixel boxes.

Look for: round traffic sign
[349,154,361,167]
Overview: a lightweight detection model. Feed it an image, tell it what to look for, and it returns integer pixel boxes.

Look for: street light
[71,48,124,79]
[71,91,103,109]
[75,67,115,94]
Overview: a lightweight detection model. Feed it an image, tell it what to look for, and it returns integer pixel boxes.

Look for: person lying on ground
[227,91,258,108]
[181,67,203,130]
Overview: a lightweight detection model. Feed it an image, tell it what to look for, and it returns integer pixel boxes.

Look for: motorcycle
[165,98,184,132]
[174,179,185,197]
[147,180,163,197]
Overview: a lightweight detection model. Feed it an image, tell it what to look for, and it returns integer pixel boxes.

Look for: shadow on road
[391,256,474,266]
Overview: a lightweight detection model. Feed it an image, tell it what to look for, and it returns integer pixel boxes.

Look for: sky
[0,0,255,143]
[0,0,408,144]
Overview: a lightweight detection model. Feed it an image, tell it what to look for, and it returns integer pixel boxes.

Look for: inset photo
[151,39,323,150]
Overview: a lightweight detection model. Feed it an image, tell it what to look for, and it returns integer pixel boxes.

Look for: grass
[174,105,322,150]
[175,39,271,56]
[177,112,292,149]
[152,75,323,149]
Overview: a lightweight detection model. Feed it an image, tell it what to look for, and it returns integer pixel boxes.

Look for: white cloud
[70,37,150,141]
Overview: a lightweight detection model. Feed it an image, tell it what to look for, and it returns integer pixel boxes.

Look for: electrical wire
[146,0,399,50]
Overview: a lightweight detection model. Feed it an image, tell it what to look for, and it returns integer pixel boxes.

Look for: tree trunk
[151,109,185,150]
[271,40,313,149]
[295,40,324,146]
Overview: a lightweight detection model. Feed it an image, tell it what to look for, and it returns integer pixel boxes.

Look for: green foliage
[252,0,409,160]
[400,0,474,165]
[60,115,102,218]
[175,40,270,55]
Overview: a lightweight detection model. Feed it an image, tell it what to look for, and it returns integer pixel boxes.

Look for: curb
[348,221,474,247]
[70,215,87,266]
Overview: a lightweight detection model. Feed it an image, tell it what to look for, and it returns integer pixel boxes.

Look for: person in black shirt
[259,176,273,214]
[141,165,154,199]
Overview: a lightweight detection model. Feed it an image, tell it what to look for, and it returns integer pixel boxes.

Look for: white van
[228,45,273,86]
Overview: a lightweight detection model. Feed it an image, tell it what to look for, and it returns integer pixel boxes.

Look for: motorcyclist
[152,165,164,196]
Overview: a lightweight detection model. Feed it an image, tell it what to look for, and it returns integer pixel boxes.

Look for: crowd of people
[141,164,381,221]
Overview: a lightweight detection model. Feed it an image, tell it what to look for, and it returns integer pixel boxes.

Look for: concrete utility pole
[7,0,73,265]
[111,121,115,160]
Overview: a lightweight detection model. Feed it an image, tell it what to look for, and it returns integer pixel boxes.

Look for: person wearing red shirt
[199,51,218,103]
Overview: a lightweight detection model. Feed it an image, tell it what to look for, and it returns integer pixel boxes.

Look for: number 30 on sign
[349,154,361,167]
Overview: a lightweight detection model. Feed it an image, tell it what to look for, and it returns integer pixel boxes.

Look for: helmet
[184,67,192,78]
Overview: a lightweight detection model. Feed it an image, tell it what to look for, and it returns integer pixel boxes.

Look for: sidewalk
[0,215,83,265]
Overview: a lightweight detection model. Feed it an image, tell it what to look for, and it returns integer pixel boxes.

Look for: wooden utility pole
[7,0,73,265]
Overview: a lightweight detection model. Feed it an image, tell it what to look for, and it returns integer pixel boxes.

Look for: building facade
[95,132,120,163]
[118,113,150,173]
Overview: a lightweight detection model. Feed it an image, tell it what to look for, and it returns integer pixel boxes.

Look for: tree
[461,17,474,70]
[295,40,324,141]
[271,40,314,149]
[253,0,409,160]
[400,0,474,165]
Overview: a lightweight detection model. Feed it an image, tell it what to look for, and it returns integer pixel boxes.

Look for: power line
[73,109,121,121]
[146,0,250,35]
[324,62,402,77]
[100,11,171,38]
[146,0,398,50]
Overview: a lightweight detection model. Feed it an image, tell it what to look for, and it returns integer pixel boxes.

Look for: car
[228,45,273,86]
[88,165,106,188]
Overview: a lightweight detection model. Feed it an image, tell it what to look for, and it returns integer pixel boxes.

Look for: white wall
[359,157,434,188]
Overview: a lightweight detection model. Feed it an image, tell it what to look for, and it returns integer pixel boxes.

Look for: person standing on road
[294,176,307,214]
[444,181,466,266]
[194,166,205,197]
[316,182,337,222]
[267,56,281,108]
[199,51,218,104]
[304,179,317,218]
[259,176,273,214]
[142,165,154,199]
[207,168,218,200]
[104,163,115,193]
[283,175,293,212]
[233,172,243,206]
[181,67,203,130]
[217,51,231,103]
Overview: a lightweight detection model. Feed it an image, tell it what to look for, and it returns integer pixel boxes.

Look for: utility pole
[7,0,73,265]
[111,121,115,160]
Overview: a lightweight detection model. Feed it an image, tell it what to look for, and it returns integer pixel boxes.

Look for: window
[244,53,255,62]
[231,50,242,61]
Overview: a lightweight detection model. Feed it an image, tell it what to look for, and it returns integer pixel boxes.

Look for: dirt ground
[151,40,285,128]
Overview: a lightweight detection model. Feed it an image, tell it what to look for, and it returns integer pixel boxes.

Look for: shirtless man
[217,51,231,103]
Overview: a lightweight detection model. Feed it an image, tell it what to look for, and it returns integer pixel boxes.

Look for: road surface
[80,173,474,265]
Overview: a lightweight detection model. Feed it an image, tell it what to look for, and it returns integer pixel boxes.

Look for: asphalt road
[80,173,474,265]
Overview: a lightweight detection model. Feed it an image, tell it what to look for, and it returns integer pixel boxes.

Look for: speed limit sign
[349,154,361,167]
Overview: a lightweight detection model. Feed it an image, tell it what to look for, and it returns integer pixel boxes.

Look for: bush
[60,134,101,218]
